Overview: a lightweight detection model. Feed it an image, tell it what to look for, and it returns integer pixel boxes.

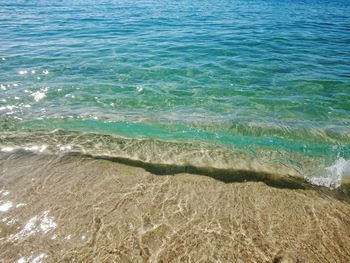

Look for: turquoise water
[1,0,350,187]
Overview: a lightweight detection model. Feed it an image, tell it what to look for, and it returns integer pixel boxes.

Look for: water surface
[0,0,350,187]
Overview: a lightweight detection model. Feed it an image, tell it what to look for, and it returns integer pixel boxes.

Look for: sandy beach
[1,152,350,262]
[1,0,350,262]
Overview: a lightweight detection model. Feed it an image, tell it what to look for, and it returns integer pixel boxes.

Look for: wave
[306,158,350,189]
[1,127,349,191]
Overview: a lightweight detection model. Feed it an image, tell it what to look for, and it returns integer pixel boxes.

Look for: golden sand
[1,153,350,262]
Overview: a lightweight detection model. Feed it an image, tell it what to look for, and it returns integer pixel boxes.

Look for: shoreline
[1,152,350,262]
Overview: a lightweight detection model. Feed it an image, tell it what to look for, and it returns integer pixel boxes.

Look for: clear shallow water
[0,0,350,187]
[1,153,350,262]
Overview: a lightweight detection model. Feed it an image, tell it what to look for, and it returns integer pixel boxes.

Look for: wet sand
[1,152,350,262]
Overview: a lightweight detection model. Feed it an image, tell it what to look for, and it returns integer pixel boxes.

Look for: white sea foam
[307,158,350,189]
[1,146,14,152]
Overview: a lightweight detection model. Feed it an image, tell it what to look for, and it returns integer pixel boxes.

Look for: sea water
[0,0,350,188]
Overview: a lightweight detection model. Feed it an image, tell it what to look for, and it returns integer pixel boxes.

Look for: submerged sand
[0,153,350,262]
